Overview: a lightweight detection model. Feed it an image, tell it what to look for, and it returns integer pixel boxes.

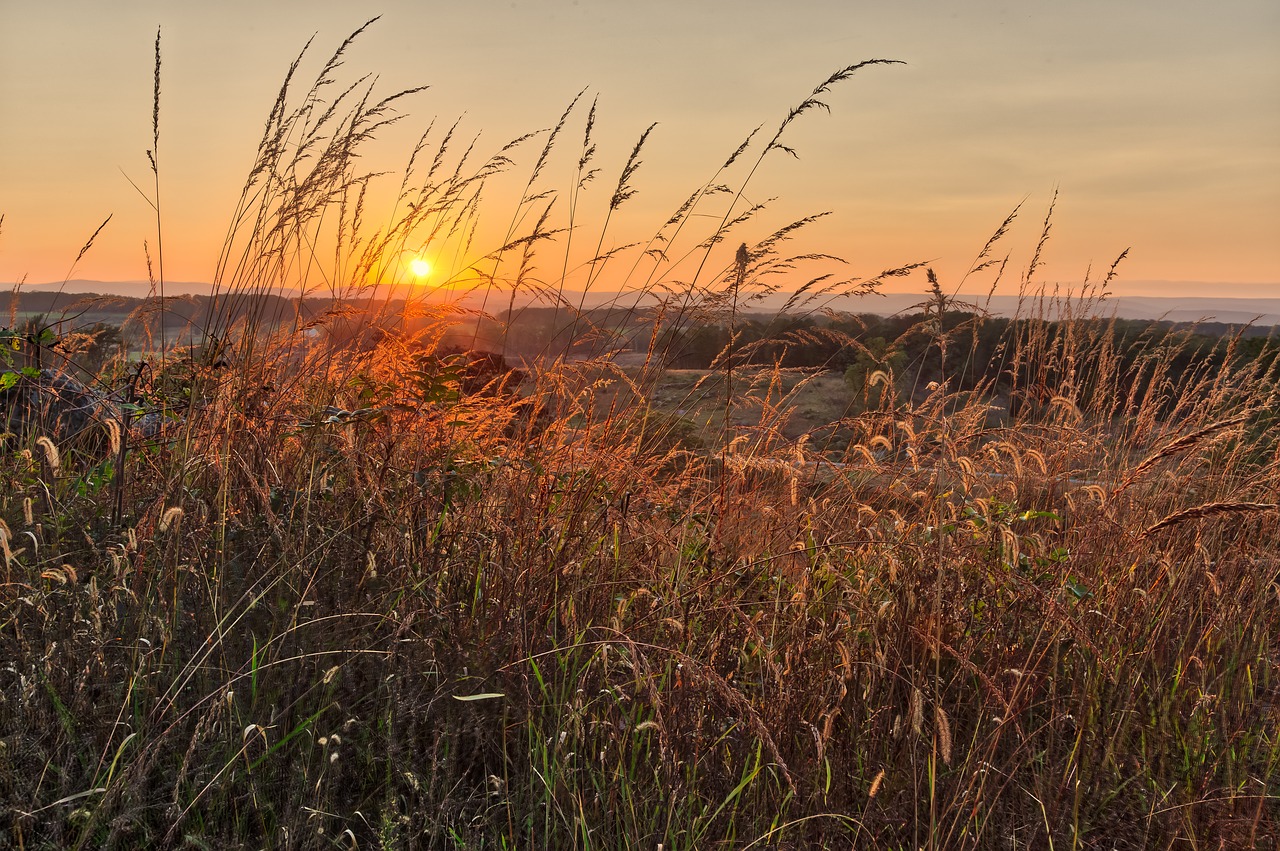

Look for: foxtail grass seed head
[1082,484,1107,506]
[22,498,33,526]
[36,436,60,473]
[1140,502,1278,539]
[104,417,122,457]
[868,769,885,799]
[935,705,953,767]
[158,507,185,533]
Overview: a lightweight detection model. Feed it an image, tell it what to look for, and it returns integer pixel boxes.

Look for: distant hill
[5,280,1279,326]
[842,293,1280,326]
[8,280,223,299]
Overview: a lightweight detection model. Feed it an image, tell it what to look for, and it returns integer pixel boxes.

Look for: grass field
[2,25,1278,850]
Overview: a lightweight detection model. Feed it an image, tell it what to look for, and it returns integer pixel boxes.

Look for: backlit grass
[2,22,1277,850]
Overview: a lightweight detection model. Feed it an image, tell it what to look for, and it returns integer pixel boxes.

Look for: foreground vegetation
[2,23,1278,849]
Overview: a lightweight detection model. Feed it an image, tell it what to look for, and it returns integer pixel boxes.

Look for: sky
[1,0,1277,299]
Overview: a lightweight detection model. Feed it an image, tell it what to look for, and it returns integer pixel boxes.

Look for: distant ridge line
[5,280,1280,324]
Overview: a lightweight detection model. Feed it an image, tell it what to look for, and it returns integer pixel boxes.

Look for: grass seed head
[158,507,185,533]
[935,705,953,767]
[868,769,885,799]
[36,436,60,473]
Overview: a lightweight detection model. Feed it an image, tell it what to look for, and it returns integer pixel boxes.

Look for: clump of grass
[2,21,1279,851]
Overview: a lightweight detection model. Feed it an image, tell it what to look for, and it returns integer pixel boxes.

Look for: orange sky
[1,0,1277,300]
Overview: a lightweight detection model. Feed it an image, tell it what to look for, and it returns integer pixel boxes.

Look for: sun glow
[409,257,431,279]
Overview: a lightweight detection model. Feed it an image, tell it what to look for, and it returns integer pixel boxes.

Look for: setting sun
[409,257,431,279]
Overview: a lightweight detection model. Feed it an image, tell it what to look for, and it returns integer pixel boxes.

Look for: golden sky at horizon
[1,0,1277,300]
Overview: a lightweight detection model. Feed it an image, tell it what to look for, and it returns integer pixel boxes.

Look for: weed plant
[2,22,1278,850]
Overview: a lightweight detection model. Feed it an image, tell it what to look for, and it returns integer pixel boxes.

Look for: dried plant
[2,21,1277,851]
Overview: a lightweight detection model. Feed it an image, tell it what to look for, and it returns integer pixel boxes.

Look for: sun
[408,257,431,279]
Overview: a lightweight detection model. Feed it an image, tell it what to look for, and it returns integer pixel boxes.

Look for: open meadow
[2,22,1279,851]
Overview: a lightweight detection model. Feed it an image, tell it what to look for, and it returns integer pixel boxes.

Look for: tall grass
[2,23,1278,850]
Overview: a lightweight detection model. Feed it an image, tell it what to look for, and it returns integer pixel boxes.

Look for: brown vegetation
[2,22,1277,850]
